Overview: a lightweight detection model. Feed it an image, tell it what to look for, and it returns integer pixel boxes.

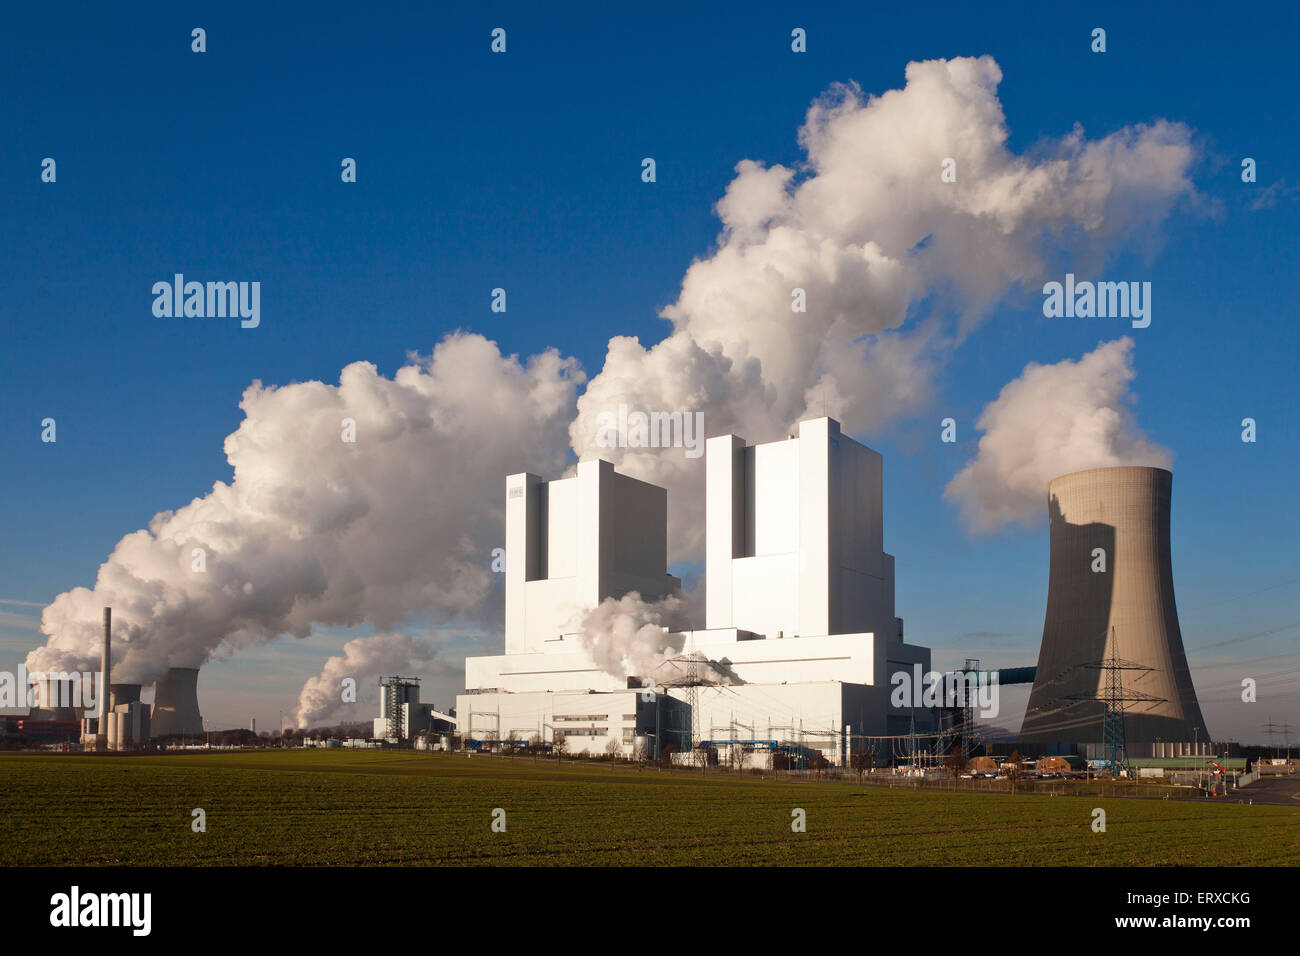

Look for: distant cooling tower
[27,677,80,721]
[110,683,142,709]
[151,667,204,737]
[1021,467,1208,746]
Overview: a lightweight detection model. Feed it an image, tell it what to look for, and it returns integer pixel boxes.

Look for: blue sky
[1,2,1297,742]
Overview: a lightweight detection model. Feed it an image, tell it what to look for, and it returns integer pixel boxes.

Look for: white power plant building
[456,417,935,765]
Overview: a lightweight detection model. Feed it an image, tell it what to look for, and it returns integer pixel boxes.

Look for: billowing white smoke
[944,337,1172,532]
[27,333,581,683]
[294,632,453,729]
[570,55,1196,556]
[576,590,728,685]
[27,55,1196,682]
[577,592,688,681]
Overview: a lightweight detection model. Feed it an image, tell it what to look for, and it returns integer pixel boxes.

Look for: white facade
[456,688,686,757]
[706,418,899,643]
[505,459,680,655]
[459,417,935,762]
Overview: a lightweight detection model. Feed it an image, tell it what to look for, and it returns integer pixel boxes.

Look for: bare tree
[553,731,568,758]
[657,742,676,768]
[729,743,747,772]
[945,746,968,781]
[851,749,875,781]
[1003,749,1022,782]
[605,736,622,761]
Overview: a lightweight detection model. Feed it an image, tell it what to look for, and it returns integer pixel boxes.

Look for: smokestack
[99,608,111,721]
[151,667,204,737]
[96,607,111,750]
[1020,467,1209,749]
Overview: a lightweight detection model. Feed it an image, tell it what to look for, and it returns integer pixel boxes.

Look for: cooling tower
[1020,467,1208,747]
[110,683,142,709]
[27,677,80,721]
[151,667,203,737]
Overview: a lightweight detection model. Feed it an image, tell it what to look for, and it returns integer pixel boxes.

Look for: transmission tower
[685,653,700,752]
[659,646,724,759]
[959,659,981,757]
[1262,719,1292,758]
[1065,628,1164,777]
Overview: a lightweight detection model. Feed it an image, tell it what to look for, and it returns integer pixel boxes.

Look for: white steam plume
[294,632,454,729]
[577,589,731,685]
[27,55,1195,684]
[570,55,1196,556]
[944,337,1172,533]
[27,333,581,683]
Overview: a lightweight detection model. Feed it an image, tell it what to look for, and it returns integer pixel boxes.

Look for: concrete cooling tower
[1020,467,1208,749]
[110,683,142,709]
[150,667,204,737]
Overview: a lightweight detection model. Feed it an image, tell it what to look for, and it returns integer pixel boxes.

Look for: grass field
[2,750,1296,866]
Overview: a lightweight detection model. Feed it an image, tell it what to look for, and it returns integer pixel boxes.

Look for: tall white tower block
[504,459,680,655]
[705,418,899,642]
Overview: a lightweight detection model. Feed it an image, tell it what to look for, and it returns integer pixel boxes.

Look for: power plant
[457,417,940,766]
[1020,466,1215,759]
[7,440,1231,772]
[39,610,199,750]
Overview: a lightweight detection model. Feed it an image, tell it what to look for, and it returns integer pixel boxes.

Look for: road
[1238,775,1300,805]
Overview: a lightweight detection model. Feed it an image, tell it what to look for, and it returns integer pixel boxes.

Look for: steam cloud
[944,337,1172,532]
[293,632,454,729]
[28,334,580,683]
[26,56,1196,687]
[571,55,1196,555]
[576,590,730,685]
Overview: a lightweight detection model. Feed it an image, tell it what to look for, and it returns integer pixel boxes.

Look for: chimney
[99,608,111,719]
[97,607,111,750]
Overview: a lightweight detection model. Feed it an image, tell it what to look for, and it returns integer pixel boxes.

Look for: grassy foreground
[1,750,1295,866]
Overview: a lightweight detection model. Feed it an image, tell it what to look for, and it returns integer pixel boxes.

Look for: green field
[2,750,1296,866]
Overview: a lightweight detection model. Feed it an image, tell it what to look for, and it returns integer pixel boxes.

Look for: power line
[1186,621,1300,654]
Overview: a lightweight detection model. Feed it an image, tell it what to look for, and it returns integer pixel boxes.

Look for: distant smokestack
[151,667,203,737]
[95,607,111,750]
[99,608,111,723]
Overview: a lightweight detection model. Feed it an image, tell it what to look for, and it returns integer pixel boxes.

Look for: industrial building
[1020,466,1221,760]
[59,609,205,750]
[457,417,937,764]
[372,675,454,742]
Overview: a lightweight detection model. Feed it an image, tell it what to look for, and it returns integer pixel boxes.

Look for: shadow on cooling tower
[1019,467,1211,749]
[1019,493,1115,744]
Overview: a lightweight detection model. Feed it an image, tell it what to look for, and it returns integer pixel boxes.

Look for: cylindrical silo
[1020,467,1208,747]
[151,667,204,737]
